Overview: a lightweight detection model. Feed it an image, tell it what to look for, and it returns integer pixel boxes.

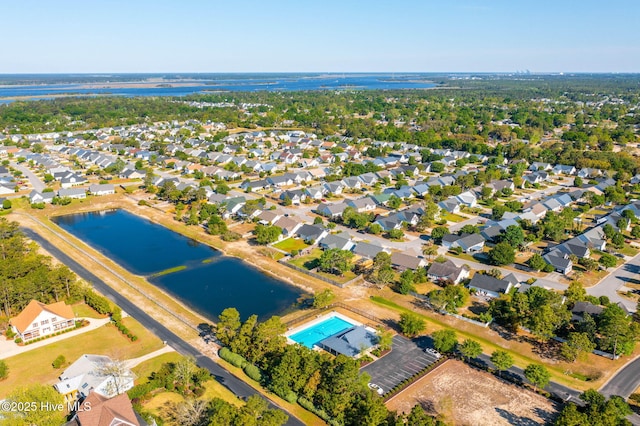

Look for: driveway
[361,335,440,395]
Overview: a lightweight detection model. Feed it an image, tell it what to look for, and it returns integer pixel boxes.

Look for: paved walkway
[125,344,176,369]
[0,317,111,360]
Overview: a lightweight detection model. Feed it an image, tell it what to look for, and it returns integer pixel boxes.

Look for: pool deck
[284,311,375,348]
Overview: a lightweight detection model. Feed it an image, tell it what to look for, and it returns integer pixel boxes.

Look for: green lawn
[288,248,323,270]
[442,212,467,223]
[72,302,106,319]
[273,238,310,253]
[0,317,163,398]
[132,352,184,384]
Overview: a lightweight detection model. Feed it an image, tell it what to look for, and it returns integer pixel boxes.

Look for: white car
[424,348,442,358]
[368,383,384,395]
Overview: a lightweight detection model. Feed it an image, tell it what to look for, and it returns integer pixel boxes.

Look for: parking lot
[361,335,440,395]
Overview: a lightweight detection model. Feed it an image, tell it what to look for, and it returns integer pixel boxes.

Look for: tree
[215,183,230,195]
[169,398,209,426]
[598,253,617,268]
[174,356,198,390]
[488,242,515,266]
[555,403,589,426]
[599,303,638,357]
[376,326,393,351]
[560,332,596,362]
[492,205,508,220]
[431,226,449,245]
[96,358,131,396]
[611,233,625,249]
[0,360,8,380]
[524,363,550,392]
[216,307,241,346]
[573,176,583,187]
[388,195,401,210]
[2,199,11,209]
[490,350,513,377]
[432,329,457,353]
[368,223,382,235]
[254,224,282,245]
[459,224,480,235]
[397,269,415,295]
[312,289,335,308]
[318,249,354,276]
[458,339,482,361]
[207,214,228,235]
[52,355,66,369]
[405,404,438,426]
[631,225,640,239]
[501,225,525,249]
[564,281,587,304]
[528,253,547,271]
[398,312,426,337]
[3,384,66,426]
[388,228,404,240]
[422,244,438,260]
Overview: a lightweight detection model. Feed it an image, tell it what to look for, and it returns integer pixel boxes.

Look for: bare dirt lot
[387,360,559,426]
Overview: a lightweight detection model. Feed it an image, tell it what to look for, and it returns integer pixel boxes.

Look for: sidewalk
[0,317,111,360]
[124,344,176,369]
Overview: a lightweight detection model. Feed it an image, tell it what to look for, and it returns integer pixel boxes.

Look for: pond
[53,209,305,320]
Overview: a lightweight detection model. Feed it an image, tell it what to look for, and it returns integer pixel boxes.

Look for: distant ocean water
[0,73,436,103]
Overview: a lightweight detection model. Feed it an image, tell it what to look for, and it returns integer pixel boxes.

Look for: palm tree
[422,244,438,260]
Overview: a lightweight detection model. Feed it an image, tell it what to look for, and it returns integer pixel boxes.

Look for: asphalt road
[11,161,45,192]
[587,251,640,312]
[21,227,304,426]
[601,356,640,398]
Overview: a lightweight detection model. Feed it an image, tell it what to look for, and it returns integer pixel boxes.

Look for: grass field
[273,238,309,253]
[71,302,106,319]
[288,248,323,270]
[0,317,163,399]
[132,352,184,384]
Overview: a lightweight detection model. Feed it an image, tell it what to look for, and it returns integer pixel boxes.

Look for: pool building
[286,312,379,358]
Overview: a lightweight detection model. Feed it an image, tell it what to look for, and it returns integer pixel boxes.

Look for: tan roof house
[10,300,75,342]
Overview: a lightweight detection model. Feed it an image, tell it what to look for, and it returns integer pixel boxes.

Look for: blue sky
[2,0,639,73]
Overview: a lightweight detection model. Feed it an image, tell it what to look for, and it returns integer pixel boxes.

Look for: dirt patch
[387,360,559,426]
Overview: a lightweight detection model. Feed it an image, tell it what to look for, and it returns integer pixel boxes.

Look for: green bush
[52,355,66,369]
[14,337,22,344]
[218,347,248,368]
[243,364,262,382]
[0,360,8,380]
[85,290,111,314]
[30,202,45,209]
[5,328,15,338]
[127,382,157,400]
[284,391,298,404]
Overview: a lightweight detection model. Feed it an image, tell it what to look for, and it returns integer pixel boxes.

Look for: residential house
[455,190,477,208]
[58,188,87,199]
[351,242,386,260]
[10,300,75,342]
[346,196,376,213]
[571,301,604,322]
[256,210,283,226]
[543,251,573,275]
[296,224,329,244]
[304,186,326,200]
[390,251,426,271]
[553,164,577,175]
[323,181,344,195]
[316,202,348,218]
[438,198,461,214]
[319,232,354,251]
[468,274,514,298]
[88,183,115,196]
[66,392,146,426]
[273,216,303,239]
[29,190,55,204]
[280,189,306,205]
[451,233,485,254]
[54,354,135,402]
[426,260,470,284]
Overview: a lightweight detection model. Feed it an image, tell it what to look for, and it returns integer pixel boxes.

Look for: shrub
[30,202,45,209]
[284,391,298,404]
[243,364,262,382]
[5,328,15,339]
[14,337,22,344]
[218,347,248,368]
[221,231,241,242]
[138,200,149,206]
[0,360,8,380]
[52,355,66,369]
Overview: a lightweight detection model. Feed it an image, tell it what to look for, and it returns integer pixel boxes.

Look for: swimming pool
[289,316,356,348]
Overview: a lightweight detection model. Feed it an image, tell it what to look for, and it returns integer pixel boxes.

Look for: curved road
[21,227,303,426]
[601,356,640,399]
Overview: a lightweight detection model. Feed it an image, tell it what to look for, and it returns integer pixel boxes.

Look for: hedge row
[218,347,249,368]
[243,364,262,382]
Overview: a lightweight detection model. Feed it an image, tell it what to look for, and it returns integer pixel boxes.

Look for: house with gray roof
[543,251,573,275]
[319,232,354,251]
[318,326,378,357]
[58,188,87,199]
[468,274,514,298]
[88,183,115,196]
[346,196,376,213]
[54,354,135,401]
[451,233,485,253]
[427,260,470,284]
[391,251,426,271]
[296,224,328,244]
[316,202,349,218]
[352,242,386,260]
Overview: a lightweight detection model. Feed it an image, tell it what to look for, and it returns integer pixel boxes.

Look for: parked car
[424,348,442,358]
[368,383,384,395]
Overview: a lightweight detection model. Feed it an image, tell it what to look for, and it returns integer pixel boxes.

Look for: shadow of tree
[495,408,539,426]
